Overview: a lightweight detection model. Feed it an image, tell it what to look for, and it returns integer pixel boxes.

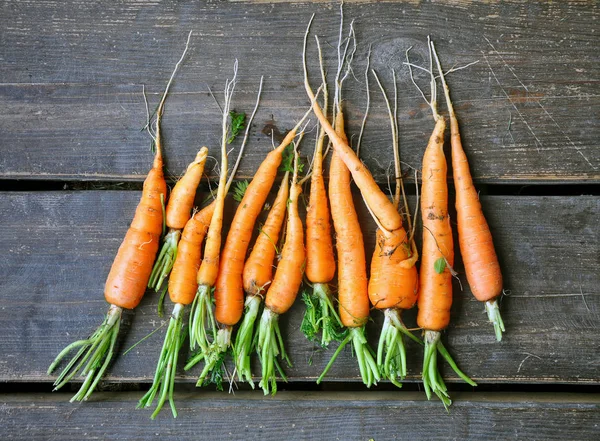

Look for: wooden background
[0,1,598,439]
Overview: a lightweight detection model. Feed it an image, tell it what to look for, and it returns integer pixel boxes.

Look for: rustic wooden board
[0,191,598,385]
[1,392,599,439]
[1,1,598,182]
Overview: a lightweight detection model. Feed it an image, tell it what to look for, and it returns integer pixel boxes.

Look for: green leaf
[434,257,446,274]
[232,180,249,203]
[280,144,295,173]
[227,110,246,144]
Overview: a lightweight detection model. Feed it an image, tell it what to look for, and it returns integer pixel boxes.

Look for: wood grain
[1,392,599,439]
[0,191,598,385]
[1,1,598,182]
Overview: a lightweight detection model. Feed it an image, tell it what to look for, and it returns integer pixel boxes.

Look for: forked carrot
[137,70,263,419]
[411,38,476,409]
[234,170,290,386]
[300,35,342,348]
[48,33,192,402]
[367,69,421,388]
[256,145,306,395]
[149,147,209,316]
[431,42,505,341]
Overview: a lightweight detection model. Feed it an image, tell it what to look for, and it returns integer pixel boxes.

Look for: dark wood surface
[1,1,598,183]
[1,191,598,384]
[1,0,599,437]
[1,392,599,440]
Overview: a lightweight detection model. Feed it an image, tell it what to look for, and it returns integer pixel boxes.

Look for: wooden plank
[0,392,599,439]
[1,1,598,182]
[0,191,598,385]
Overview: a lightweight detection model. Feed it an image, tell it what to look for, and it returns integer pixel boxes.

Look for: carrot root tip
[148,229,181,296]
[485,299,505,342]
[257,308,289,395]
[137,303,185,419]
[48,304,122,402]
[188,284,218,356]
[300,284,346,348]
[233,295,263,388]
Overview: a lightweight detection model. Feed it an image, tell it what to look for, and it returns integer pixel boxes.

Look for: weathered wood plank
[0,191,598,384]
[0,392,599,439]
[0,1,598,182]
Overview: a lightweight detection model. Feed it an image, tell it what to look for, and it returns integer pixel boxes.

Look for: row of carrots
[48,12,505,419]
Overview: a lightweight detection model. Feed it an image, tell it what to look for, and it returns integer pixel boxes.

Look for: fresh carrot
[303,13,379,387]
[149,147,209,316]
[234,170,290,387]
[367,69,421,388]
[411,38,477,409]
[431,42,505,341]
[137,71,263,419]
[256,145,305,395]
[300,34,343,349]
[48,33,192,402]
[303,18,401,234]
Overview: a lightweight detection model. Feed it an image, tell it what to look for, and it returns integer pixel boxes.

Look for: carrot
[431,42,505,341]
[411,38,476,409]
[234,170,290,387]
[148,146,209,307]
[303,13,379,387]
[48,33,192,403]
[138,72,263,419]
[366,69,421,388]
[256,144,306,395]
[303,18,401,234]
[299,34,343,349]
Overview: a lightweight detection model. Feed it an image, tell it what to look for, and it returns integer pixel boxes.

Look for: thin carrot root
[317,326,380,388]
[422,330,477,410]
[137,303,185,419]
[149,229,181,292]
[188,284,218,356]
[377,308,422,388]
[47,304,122,401]
[233,294,263,387]
[485,299,505,341]
[301,283,346,348]
[257,307,290,395]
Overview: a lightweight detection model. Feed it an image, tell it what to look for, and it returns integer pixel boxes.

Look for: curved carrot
[214,129,297,327]
[168,201,215,305]
[431,42,505,341]
[149,147,208,296]
[257,147,305,395]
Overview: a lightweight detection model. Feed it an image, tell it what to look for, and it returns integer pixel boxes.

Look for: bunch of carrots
[48,15,506,418]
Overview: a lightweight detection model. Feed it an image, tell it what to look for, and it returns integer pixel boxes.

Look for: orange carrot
[48,32,192,402]
[234,172,290,386]
[411,38,476,409]
[300,35,342,349]
[213,107,313,328]
[302,19,401,233]
[302,14,379,387]
[431,42,505,341]
[138,72,263,419]
[257,145,306,395]
[365,69,421,388]
[148,147,208,298]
